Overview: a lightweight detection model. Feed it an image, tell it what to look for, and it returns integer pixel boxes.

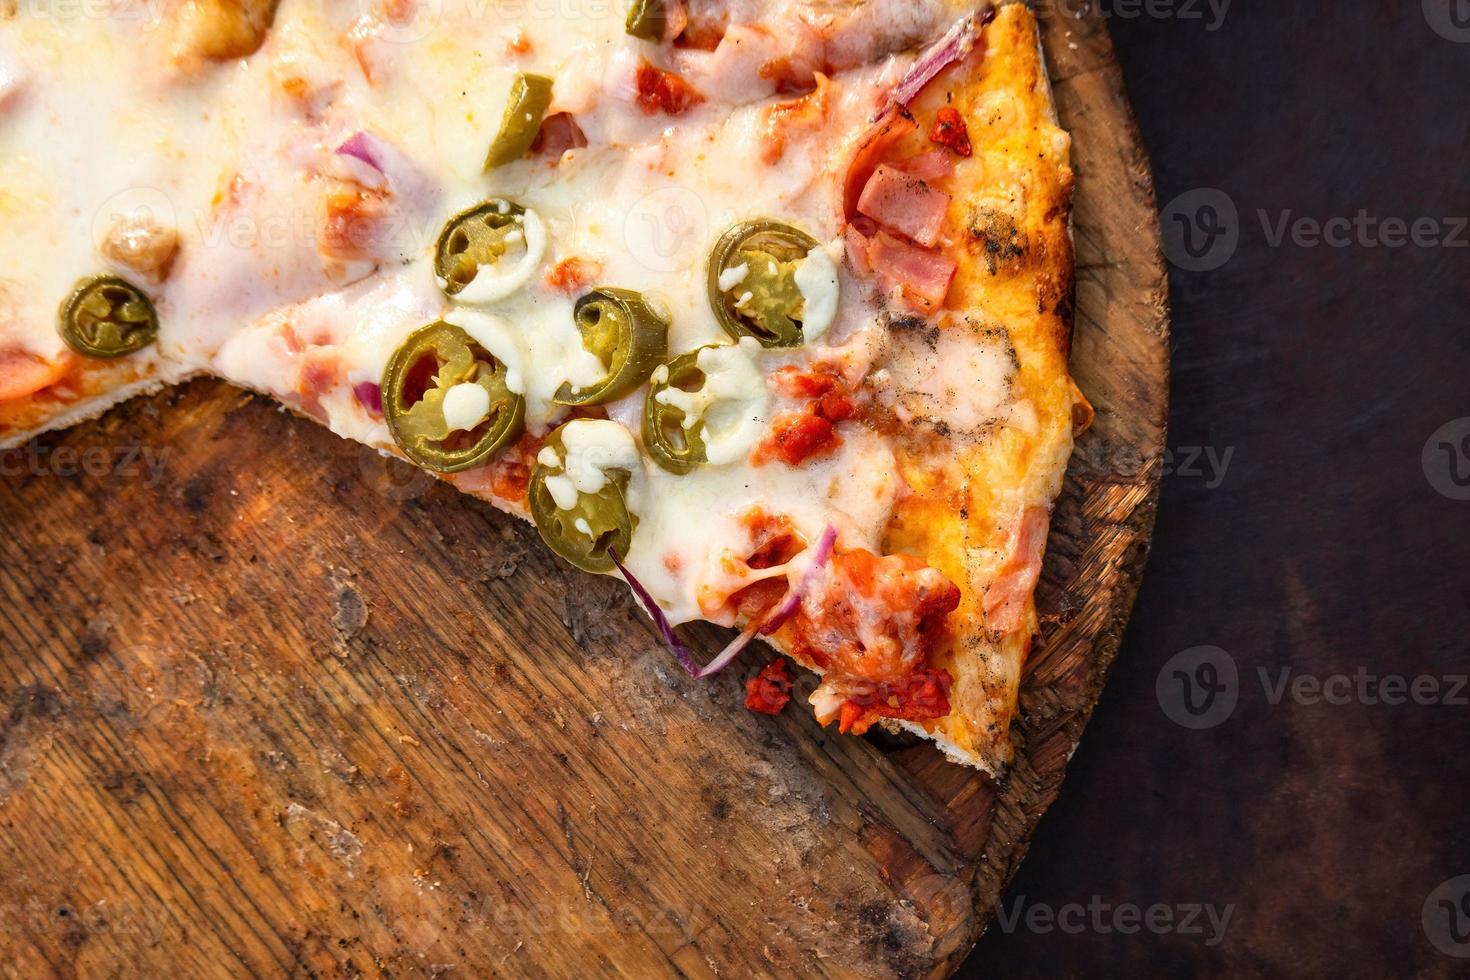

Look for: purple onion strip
[694,622,763,679]
[609,524,837,680]
[759,524,838,636]
[608,547,701,677]
[335,131,384,172]
[881,7,991,119]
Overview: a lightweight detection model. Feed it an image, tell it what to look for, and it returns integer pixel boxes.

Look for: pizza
[0,0,1082,773]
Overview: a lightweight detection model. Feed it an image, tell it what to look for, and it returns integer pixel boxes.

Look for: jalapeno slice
[58,275,158,359]
[624,0,666,40]
[381,320,525,473]
[528,425,638,573]
[642,347,716,474]
[554,287,669,407]
[484,73,554,171]
[707,219,821,348]
[434,199,529,297]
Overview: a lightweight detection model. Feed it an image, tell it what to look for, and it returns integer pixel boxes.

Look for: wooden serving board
[0,8,1167,977]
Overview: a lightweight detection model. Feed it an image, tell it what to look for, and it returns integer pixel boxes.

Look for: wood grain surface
[0,7,1167,978]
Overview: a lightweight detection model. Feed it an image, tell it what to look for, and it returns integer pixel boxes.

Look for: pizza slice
[0,0,1081,772]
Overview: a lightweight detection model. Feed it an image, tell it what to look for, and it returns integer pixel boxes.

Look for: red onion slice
[334,131,437,213]
[608,547,702,676]
[879,6,993,120]
[759,524,837,635]
[694,621,763,679]
[353,381,383,414]
[610,527,835,680]
[336,131,384,171]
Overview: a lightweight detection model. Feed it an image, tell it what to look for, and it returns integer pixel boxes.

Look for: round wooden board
[0,8,1166,978]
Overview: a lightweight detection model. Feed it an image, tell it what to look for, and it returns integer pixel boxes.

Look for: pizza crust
[762,1,1078,773]
[0,361,198,452]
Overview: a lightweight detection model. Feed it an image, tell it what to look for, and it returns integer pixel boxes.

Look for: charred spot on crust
[880,312,940,350]
[967,206,1028,274]
[882,312,929,334]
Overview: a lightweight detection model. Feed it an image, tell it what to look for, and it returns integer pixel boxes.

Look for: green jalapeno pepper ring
[528,425,638,573]
[58,275,158,359]
[642,346,716,474]
[434,199,528,297]
[382,320,525,473]
[707,219,820,349]
[554,287,669,407]
[624,0,667,40]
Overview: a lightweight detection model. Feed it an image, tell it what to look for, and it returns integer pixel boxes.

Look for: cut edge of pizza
[0,0,1084,774]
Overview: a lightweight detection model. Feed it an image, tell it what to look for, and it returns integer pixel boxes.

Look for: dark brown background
[966,1,1470,976]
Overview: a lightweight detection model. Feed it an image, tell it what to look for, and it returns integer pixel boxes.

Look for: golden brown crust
[0,357,185,450]
[904,2,1075,770]
[781,2,1077,771]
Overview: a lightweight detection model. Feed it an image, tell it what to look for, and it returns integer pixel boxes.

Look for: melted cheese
[441,381,491,432]
[653,338,770,466]
[543,418,644,513]
[795,241,842,343]
[0,0,966,623]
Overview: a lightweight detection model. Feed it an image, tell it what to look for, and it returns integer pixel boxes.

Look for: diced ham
[530,112,587,158]
[842,111,918,220]
[866,231,956,310]
[843,222,875,277]
[894,148,955,182]
[856,164,950,248]
[984,506,1051,634]
[317,186,391,262]
[295,348,344,419]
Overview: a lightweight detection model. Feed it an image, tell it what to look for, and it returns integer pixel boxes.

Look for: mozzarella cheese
[543,418,644,513]
[652,338,771,467]
[795,242,842,343]
[441,381,491,432]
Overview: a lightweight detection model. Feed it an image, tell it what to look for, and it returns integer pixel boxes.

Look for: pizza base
[0,360,197,452]
[0,1,1077,774]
